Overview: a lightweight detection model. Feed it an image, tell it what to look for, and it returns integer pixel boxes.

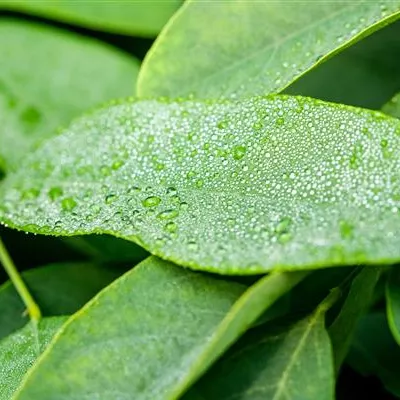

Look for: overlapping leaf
[0,20,139,171]
[138,0,400,98]
[1,96,400,274]
[185,294,336,400]
[347,312,400,397]
[12,257,305,400]
[0,317,67,400]
[0,262,120,339]
[0,1,181,37]
[286,20,400,109]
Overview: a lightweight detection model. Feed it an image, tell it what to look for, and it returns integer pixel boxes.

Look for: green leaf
[1,95,400,274]
[347,312,400,397]
[383,93,400,118]
[286,20,400,109]
[385,268,400,345]
[0,20,140,172]
[329,266,381,373]
[185,293,336,400]
[12,257,305,400]
[0,1,181,37]
[0,262,120,339]
[137,0,400,98]
[0,317,67,400]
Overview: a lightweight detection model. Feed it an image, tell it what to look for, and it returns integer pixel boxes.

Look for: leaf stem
[0,236,41,323]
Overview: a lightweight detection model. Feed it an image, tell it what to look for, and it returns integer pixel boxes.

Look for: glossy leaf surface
[1,96,400,274]
[0,20,139,171]
[138,0,400,98]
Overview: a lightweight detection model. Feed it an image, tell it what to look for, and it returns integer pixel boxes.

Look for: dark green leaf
[1,96,400,274]
[0,20,139,171]
[0,317,67,400]
[386,268,400,345]
[63,235,149,263]
[137,0,400,98]
[347,312,400,397]
[12,257,305,400]
[383,93,400,118]
[185,293,336,400]
[329,266,381,372]
[0,1,181,37]
[0,262,120,339]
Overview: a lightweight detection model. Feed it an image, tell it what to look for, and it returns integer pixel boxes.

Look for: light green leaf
[286,20,400,109]
[0,20,140,172]
[0,262,120,339]
[329,266,381,373]
[347,312,400,397]
[0,1,181,37]
[383,93,400,118]
[185,292,336,400]
[13,257,305,400]
[1,96,400,274]
[0,317,67,400]
[137,0,400,98]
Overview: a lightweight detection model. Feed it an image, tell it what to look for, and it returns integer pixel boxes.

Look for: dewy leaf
[184,294,336,400]
[382,93,400,118]
[0,20,140,172]
[137,0,400,98]
[0,262,120,339]
[12,257,306,400]
[329,266,381,373]
[347,312,400,397]
[0,1,181,37]
[1,95,400,274]
[0,317,67,400]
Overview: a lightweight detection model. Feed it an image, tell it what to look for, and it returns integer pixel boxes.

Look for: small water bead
[195,179,204,188]
[129,186,141,194]
[339,220,354,239]
[105,194,117,205]
[166,187,177,196]
[188,240,199,252]
[142,196,161,208]
[164,221,177,233]
[157,209,179,220]
[275,216,292,234]
[232,145,246,160]
[217,120,228,129]
[111,160,124,170]
[100,165,111,176]
[180,202,189,211]
[61,197,77,211]
[48,187,63,201]
[22,188,40,200]
[381,138,388,148]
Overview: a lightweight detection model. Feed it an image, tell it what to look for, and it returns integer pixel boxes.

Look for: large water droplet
[142,196,161,208]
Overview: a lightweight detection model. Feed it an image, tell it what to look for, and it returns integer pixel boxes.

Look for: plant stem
[0,236,41,323]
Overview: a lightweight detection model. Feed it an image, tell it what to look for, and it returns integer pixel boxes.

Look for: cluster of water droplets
[1,94,400,273]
